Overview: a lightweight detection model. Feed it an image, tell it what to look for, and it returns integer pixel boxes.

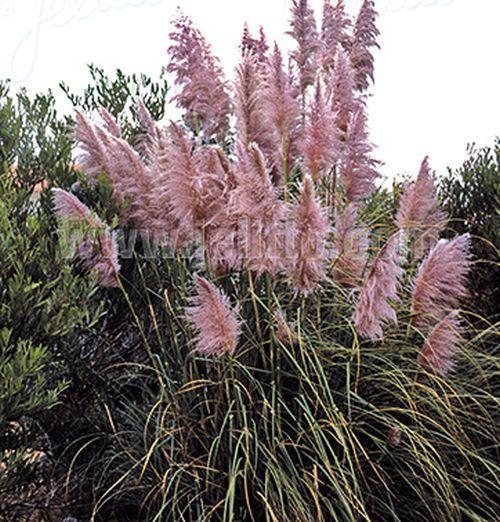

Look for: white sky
[1,0,499,178]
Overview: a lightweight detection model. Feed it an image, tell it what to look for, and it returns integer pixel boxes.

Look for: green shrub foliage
[439,141,500,322]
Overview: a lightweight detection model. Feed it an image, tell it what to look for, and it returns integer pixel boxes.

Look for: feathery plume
[418,311,462,376]
[52,188,120,287]
[353,233,404,340]
[274,309,298,345]
[287,0,320,94]
[185,275,241,357]
[320,0,352,73]
[339,103,380,202]
[74,110,177,244]
[231,142,289,275]
[73,110,116,182]
[290,176,330,295]
[97,107,121,138]
[166,13,232,139]
[234,52,272,152]
[350,0,380,91]
[396,157,447,257]
[241,23,269,62]
[301,78,337,182]
[261,44,301,185]
[332,203,369,287]
[134,98,166,160]
[200,147,241,274]
[411,235,471,332]
[330,48,357,138]
[163,123,228,243]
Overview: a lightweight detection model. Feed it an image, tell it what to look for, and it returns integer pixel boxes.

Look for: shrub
[439,141,500,322]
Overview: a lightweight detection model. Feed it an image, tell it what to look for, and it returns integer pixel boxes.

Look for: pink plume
[411,234,471,332]
[396,157,447,258]
[185,275,241,357]
[301,78,337,182]
[200,147,241,275]
[287,0,320,93]
[163,123,229,244]
[320,0,352,73]
[274,309,298,345]
[134,98,166,161]
[332,203,370,288]
[97,107,121,138]
[418,311,462,377]
[230,142,289,275]
[289,176,330,295]
[166,13,232,139]
[353,233,404,340]
[261,44,301,185]
[73,110,116,182]
[52,188,120,287]
[339,103,380,202]
[329,49,357,138]
[234,52,272,153]
[350,0,380,91]
[241,24,269,62]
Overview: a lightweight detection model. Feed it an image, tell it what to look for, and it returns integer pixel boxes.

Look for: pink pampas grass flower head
[396,156,447,258]
[274,309,298,346]
[287,0,320,93]
[241,23,269,62]
[353,232,404,340]
[231,142,289,276]
[185,275,242,357]
[332,203,369,288]
[301,78,337,182]
[167,12,232,139]
[52,188,120,288]
[350,0,379,91]
[261,43,301,185]
[320,0,352,73]
[289,175,330,295]
[418,311,462,377]
[411,234,471,333]
[339,102,381,202]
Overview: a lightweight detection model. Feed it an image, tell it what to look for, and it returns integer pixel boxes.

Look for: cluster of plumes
[185,276,241,357]
[52,188,120,287]
[229,143,289,276]
[396,157,447,258]
[65,4,470,364]
[166,13,231,139]
[353,233,404,340]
